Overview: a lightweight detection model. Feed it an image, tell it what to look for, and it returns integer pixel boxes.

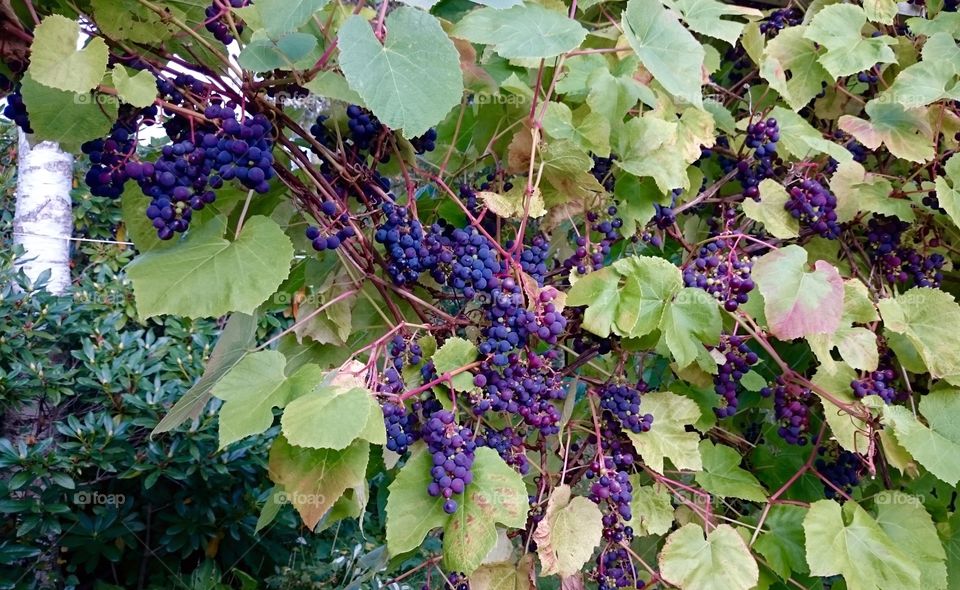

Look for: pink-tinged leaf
[753,245,844,340]
[838,115,882,149]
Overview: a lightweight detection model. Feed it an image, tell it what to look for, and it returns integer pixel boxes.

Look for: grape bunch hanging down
[785,178,840,239]
[762,378,814,445]
[204,0,250,45]
[711,334,759,417]
[423,410,476,514]
[683,236,755,311]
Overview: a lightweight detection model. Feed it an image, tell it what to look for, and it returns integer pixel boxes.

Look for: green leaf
[617,115,690,193]
[614,256,684,338]
[126,216,294,319]
[28,15,109,93]
[623,0,705,108]
[770,107,853,163]
[667,0,762,46]
[879,33,960,108]
[628,479,675,536]
[864,0,898,24]
[110,66,157,108]
[281,381,384,450]
[839,101,935,163]
[804,5,897,78]
[830,160,914,222]
[877,288,960,378]
[803,500,919,589]
[542,102,610,156]
[452,4,588,60]
[566,267,622,337]
[212,351,323,448]
[532,485,603,577]
[884,390,960,485]
[238,33,318,72]
[936,153,960,231]
[469,556,534,590]
[754,505,809,579]
[752,245,845,340]
[339,7,463,138]
[694,441,767,502]
[586,66,651,128]
[443,448,527,574]
[385,446,451,556]
[742,179,800,239]
[153,312,258,434]
[760,26,831,111]
[659,523,759,590]
[19,75,117,153]
[659,288,721,369]
[303,71,363,104]
[268,435,369,530]
[625,391,702,473]
[90,0,180,43]
[255,0,329,38]
[811,364,868,453]
[874,492,947,590]
[433,337,479,391]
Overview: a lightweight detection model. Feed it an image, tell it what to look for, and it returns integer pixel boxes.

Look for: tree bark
[12,131,74,294]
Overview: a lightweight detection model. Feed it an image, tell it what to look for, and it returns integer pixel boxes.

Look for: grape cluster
[470,350,565,435]
[134,107,274,238]
[383,401,418,455]
[510,233,549,285]
[438,572,469,590]
[785,178,840,239]
[594,547,643,590]
[586,462,634,542]
[424,223,504,298]
[816,447,861,500]
[305,200,355,251]
[760,7,802,37]
[851,367,900,404]
[683,237,755,311]
[204,0,249,45]
[712,334,759,418]
[346,105,382,151]
[591,155,617,192]
[866,215,945,287]
[82,107,156,198]
[599,382,654,434]
[375,202,433,284]
[156,73,204,108]
[3,88,32,133]
[423,410,476,514]
[410,128,438,154]
[761,378,813,445]
[738,119,780,200]
[563,206,622,275]
[477,426,529,474]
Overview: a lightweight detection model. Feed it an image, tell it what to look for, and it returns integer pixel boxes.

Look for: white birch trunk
[12,131,73,294]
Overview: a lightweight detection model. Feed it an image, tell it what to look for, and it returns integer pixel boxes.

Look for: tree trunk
[12,131,74,294]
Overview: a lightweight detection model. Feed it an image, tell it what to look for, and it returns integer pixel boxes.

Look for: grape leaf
[628,478,675,536]
[110,65,157,108]
[936,153,960,231]
[566,266,622,337]
[469,555,535,590]
[28,15,109,93]
[812,364,869,453]
[622,0,705,108]
[659,523,759,590]
[770,107,853,163]
[433,337,479,391]
[19,75,117,153]
[339,7,463,138]
[803,500,919,589]
[254,0,329,38]
[303,71,363,104]
[532,485,603,577]
[211,351,322,448]
[385,446,451,556]
[90,0,179,43]
[804,5,897,78]
[585,66,651,129]
[666,0,761,45]
[625,391,702,473]
[281,381,384,450]
[742,179,800,239]
[884,390,960,485]
[752,245,844,340]
[659,288,721,369]
[754,505,809,579]
[154,312,258,435]
[613,256,683,338]
[863,0,898,24]
[452,4,588,60]
[829,160,914,222]
[541,102,610,157]
[877,288,960,378]
[126,216,294,319]
[694,441,767,502]
[760,26,831,112]
[267,435,369,530]
[879,33,960,109]
[874,492,947,590]
[238,33,318,72]
[839,101,935,163]
[443,449,527,574]
[617,115,690,193]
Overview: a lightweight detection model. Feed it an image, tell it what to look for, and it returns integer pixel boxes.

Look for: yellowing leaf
[533,485,603,577]
[659,523,759,590]
[625,391,702,473]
